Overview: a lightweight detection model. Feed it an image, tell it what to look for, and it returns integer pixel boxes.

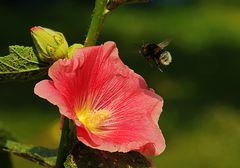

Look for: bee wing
[158,39,171,49]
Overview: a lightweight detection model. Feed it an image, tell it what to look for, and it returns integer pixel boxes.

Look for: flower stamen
[76,106,110,133]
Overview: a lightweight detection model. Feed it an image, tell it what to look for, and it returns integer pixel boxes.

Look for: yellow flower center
[76,106,110,133]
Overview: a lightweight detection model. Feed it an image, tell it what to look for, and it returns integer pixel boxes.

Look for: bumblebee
[140,39,172,72]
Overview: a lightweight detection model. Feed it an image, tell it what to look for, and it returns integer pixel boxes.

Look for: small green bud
[68,43,84,58]
[30,26,68,63]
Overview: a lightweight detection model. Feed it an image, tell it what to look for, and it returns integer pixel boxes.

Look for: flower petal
[76,79,165,155]
[74,42,165,155]
[34,41,166,155]
[34,80,72,118]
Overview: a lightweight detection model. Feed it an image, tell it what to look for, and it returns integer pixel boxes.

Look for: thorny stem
[84,0,109,46]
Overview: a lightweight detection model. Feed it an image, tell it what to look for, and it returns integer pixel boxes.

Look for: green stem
[0,151,12,168]
[84,0,109,46]
[55,118,70,168]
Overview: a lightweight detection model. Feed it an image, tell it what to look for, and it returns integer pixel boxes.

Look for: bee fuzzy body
[140,40,172,71]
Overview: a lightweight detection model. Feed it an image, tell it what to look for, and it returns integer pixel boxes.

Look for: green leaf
[0,45,50,82]
[3,140,57,168]
[0,129,57,168]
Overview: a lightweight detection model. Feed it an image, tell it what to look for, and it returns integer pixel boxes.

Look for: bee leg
[154,58,163,72]
[157,66,163,72]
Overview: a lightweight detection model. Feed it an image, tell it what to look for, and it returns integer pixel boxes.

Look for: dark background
[0,0,240,167]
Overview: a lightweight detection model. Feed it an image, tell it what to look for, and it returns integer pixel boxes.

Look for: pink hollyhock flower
[34,41,165,155]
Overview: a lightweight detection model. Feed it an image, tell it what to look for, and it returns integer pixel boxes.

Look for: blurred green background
[1,0,240,167]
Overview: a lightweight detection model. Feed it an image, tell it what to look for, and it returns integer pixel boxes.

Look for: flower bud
[30,26,68,63]
[68,43,84,58]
